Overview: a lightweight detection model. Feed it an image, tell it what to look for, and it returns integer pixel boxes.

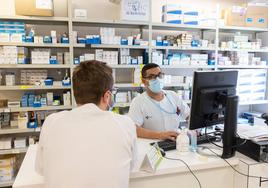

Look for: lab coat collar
[73,103,105,113]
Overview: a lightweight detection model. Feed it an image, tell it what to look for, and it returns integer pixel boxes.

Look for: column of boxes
[237,69,267,102]
[31,49,51,64]
[0,156,16,182]
[100,27,121,45]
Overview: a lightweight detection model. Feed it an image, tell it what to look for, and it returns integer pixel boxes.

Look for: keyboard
[150,135,218,151]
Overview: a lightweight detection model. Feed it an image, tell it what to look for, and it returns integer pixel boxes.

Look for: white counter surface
[13,139,239,188]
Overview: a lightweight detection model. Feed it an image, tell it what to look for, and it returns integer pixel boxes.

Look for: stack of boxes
[237,69,267,102]
[100,27,121,45]
[0,21,25,43]
[31,49,50,64]
[222,5,268,28]
[0,46,28,65]
[0,156,16,183]
[20,70,48,85]
[178,33,193,47]
[220,35,262,50]
[119,48,143,65]
[94,49,118,65]
[161,4,216,27]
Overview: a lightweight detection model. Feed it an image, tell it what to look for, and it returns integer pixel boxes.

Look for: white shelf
[115,83,142,88]
[115,83,188,88]
[0,15,69,22]
[0,128,41,135]
[72,18,149,27]
[152,46,215,51]
[219,26,268,32]
[91,44,148,49]
[161,65,215,69]
[218,48,268,53]
[0,85,71,90]
[0,179,14,187]
[0,42,70,48]
[0,105,72,112]
[73,43,86,48]
[110,65,141,68]
[152,22,216,30]
[218,65,268,69]
[0,147,28,155]
[0,64,70,69]
[239,100,268,105]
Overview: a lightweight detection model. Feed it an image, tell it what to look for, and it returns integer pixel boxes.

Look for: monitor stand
[221,95,239,159]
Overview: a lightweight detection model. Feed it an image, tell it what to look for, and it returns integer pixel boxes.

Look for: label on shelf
[20,85,32,90]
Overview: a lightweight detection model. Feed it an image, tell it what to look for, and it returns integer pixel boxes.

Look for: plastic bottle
[176,129,190,154]
[189,130,197,152]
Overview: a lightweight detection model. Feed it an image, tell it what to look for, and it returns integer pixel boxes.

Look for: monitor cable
[200,146,268,186]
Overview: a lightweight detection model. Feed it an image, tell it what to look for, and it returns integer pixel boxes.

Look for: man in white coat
[129,63,190,141]
[35,60,137,188]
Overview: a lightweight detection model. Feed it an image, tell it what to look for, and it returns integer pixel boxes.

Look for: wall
[0,0,247,20]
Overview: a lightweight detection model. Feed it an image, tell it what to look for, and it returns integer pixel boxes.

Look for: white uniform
[128,90,190,131]
[35,103,137,188]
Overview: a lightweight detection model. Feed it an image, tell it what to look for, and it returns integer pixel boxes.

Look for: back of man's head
[72,60,113,105]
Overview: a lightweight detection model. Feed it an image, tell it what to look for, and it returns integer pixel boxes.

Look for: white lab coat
[128,90,190,131]
[35,103,137,188]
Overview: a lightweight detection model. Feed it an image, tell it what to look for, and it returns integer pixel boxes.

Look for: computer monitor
[189,70,239,159]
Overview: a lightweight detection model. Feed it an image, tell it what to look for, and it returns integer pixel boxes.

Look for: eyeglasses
[109,87,118,95]
[143,72,165,80]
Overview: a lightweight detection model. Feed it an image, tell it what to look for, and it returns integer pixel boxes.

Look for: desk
[13,139,261,188]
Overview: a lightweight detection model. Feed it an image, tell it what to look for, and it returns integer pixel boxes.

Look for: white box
[47,92,53,106]
[0,33,10,42]
[14,138,27,149]
[0,138,12,150]
[10,33,23,43]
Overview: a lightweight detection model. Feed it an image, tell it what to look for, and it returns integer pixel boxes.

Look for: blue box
[61,37,69,44]
[131,59,138,65]
[74,58,80,65]
[28,121,38,129]
[156,41,163,46]
[77,37,86,44]
[49,59,58,64]
[121,39,128,45]
[43,36,52,43]
[163,40,169,46]
[44,79,53,86]
[25,36,34,43]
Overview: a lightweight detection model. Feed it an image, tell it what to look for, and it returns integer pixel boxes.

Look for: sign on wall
[121,0,150,22]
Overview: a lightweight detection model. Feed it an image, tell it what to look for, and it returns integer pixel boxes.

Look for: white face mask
[148,78,164,93]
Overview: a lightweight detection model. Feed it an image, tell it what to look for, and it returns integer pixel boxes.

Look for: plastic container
[176,129,190,154]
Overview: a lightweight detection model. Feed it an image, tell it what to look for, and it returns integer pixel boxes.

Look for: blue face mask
[148,78,164,93]
[108,92,115,111]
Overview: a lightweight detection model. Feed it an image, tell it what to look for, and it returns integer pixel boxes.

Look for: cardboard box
[15,0,54,17]
[245,6,268,28]
[222,6,247,27]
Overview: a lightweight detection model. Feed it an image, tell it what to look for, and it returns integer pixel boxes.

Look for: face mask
[148,78,164,94]
[107,92,115,111]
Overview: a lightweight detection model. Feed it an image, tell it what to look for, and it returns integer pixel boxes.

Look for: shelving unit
[0,105,72,113]
[1,1,268,186]
[0,128,41,135]
[0,148,28,155]
[0,85,71,90]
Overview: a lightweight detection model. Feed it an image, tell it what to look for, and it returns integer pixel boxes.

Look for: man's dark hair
[72,60,114,105]
[141,63,160,78]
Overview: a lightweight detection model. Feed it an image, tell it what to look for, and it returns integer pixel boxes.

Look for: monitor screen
[189,70,238,130]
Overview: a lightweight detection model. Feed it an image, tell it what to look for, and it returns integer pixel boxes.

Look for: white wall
[0,0,247,20]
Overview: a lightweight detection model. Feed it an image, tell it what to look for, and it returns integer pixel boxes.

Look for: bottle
[189,130,197,152]
[176,129,190,154]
